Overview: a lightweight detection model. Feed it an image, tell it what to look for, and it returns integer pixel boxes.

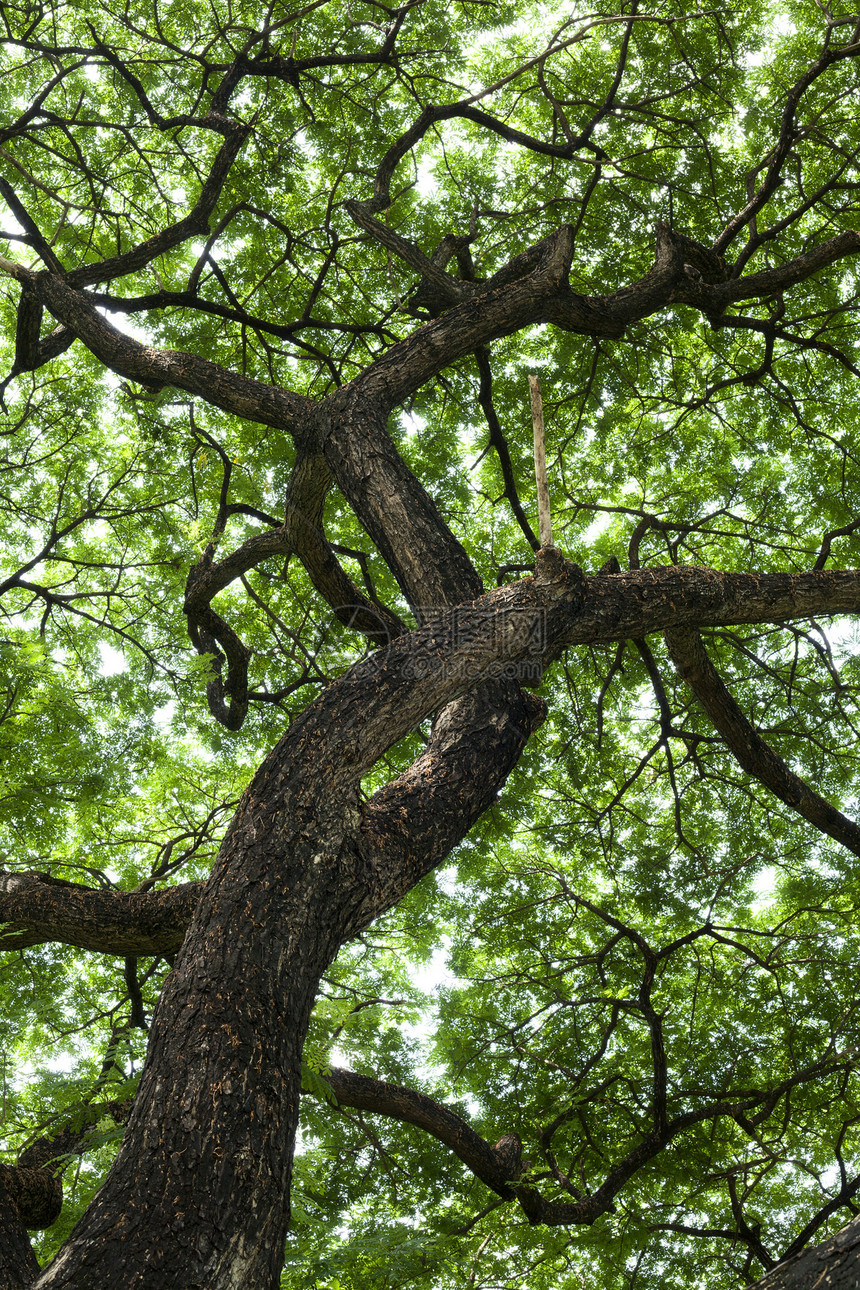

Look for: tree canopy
[3,1,860,1287]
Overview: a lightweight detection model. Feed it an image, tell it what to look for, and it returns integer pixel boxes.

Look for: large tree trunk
[31,664,540,1287]
[5,10,860,1286]
[34,801,349,1288]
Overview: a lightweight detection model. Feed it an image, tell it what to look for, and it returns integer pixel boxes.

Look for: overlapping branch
[183,448,404,728]
[751,1212,860,1290]
[314,1042,855,1234]
[2,1092,135,1245]
[6,556,860,953]
[2,10,860,1279]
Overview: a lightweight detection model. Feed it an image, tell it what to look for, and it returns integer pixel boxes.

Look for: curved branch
[0,176,64,274]
[350,221,860,413]
[664,627,860,855]
[316,1053,855,1234]
[0,263,315,441]
[348,12,721,223]
[0,1165,62,1233]
[2,1093,136,1238]
[5,562,860,952]
[184,450,404,728]
[65,124,251,288]
[321,1067,522,1198]
[714,31,860,259]
[355,681,546,927]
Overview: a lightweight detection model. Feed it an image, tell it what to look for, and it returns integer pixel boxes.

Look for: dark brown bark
[0,265,315,443]
[318,1049,856,1235]
[183,449,404,729]
[7,218,860,446]
[29,673,541,1287]
[750,1213,860,1290]
[0,1096,145,1238]
[0,1102,134,1289]
[7,553,857,1282]
[63,127,251,289]
[473,345,540,551]
[0,871,200,955]
[0,1171,40,1290]
[323,1068,522,1199]
[4,562,859,960]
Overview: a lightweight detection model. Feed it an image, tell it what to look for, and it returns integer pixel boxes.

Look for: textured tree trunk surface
[751,1215,860,1289]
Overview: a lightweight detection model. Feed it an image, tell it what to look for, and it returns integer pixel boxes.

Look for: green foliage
[3,0,860,1286]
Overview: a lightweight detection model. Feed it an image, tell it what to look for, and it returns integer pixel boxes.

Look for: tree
[2,1,860,1285]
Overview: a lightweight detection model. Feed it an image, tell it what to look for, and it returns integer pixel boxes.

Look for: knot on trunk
[492,1132,523,1180]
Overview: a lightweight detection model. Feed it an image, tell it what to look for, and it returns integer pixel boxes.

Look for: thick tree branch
[5,218,857,477]
[354,682,546,927]
[64,125,251,288]
[348,222,860,412]
[215,552,860,887]
[751,1212,860,1290]
[0,1164,62,1234]
[325,391,485,610]
[184,450,404,728]
[0,177,64,274]
[677,231,860,315]
[0,264,316,442]
[317,1050,854,1234]
[11,559,855,953]
[0,871,201,955]
[1,1093,136,1242]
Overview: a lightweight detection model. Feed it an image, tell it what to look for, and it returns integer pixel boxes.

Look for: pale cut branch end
[528,374,553,548]
[0,255,27,280]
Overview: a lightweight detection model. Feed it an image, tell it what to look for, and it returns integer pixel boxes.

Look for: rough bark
[3,23,860,1281]
[30,667,542,1287]
[6,552,857,1283]
[0,1166,61,1235]
[3,561,858,957]
[1,1095,137,1246]
[0,264,316,444]
[750,1213,860,1290]
[0,1172,40,1290]
[0,872,200,955]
